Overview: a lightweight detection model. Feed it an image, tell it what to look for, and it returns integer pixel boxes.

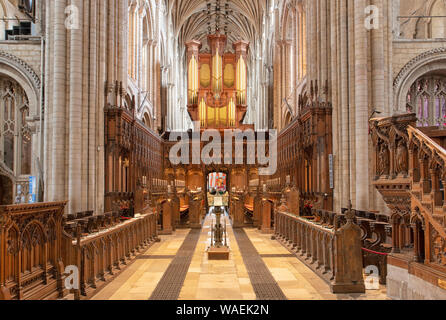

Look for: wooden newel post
[391,215,401,253]
[232,192,245,228]
[331,204,366,294]
[261,200,274,234]
[74,224,82,300]
[171,195,180,228]
[0,215,11,300]
[188,190,203,229]
[160,200,173,235]
[253,193,262,228]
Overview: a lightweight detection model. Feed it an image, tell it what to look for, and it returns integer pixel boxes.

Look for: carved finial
[278,193,289,212]
[346,200,355,222]
[0,213,7,228]
[310,80,314,100]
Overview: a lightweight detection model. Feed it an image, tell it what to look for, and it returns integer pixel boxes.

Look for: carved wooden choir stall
[274,81,333,213]
[370,113,446,295]
[104,81,164,216]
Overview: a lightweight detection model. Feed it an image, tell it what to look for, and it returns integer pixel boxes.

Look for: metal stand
[207,206,230,260]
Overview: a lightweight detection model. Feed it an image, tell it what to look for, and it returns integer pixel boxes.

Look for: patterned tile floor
[91,213,389,301]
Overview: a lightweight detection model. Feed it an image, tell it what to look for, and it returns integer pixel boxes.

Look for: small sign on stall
[29,176,37,203]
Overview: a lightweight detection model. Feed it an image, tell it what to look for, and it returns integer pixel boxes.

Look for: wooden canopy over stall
[104,83,164,215]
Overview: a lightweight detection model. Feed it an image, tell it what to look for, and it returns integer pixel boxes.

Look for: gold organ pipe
[188,56,199,104]
[199,98,207,127]
[229,98,236,127]
[236,56,247,105]
[212,48,223,98]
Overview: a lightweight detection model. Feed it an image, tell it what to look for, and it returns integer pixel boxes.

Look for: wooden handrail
[274,209,365,293]
[408,125,446,160]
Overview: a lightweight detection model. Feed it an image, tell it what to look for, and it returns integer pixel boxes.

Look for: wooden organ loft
[185,31,252,130]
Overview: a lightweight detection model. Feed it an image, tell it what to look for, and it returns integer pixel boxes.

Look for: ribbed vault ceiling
[167,0,268,52]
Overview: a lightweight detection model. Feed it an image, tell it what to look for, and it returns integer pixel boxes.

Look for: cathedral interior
[1,0,446,302]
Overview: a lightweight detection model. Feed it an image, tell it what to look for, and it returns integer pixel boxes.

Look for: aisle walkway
[91,212,388,300]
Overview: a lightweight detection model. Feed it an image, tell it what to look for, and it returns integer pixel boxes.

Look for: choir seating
[0,201,158,301]
[62,206,158,299]
[243,195,254,224]
[0,202,68,300]
[179,193,190,225]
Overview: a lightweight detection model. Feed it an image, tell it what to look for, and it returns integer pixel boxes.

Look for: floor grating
[259,254,296,258]
[149,229,201,300]
[233,229,288,300]
[136,255,176,260]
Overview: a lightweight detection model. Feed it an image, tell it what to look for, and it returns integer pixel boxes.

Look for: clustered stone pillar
[49,0,67,204]
[45,0,129,215]
[300,0,392,213]
[68,0,83,215]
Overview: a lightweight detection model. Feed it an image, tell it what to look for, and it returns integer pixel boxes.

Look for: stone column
[354,0,370,211]
[88,0,98,212]
[96,0,107,215]
[330,0,340,211]
[43,0,54,200]
[68,0,83,214]
[320,0,328,88]
[119,0,128,89]
[106,0,115,104]
[50,0,67,202]
[339,0,350,209]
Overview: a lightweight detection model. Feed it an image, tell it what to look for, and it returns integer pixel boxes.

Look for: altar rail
[62,210,158,299]
[274,209,365,293]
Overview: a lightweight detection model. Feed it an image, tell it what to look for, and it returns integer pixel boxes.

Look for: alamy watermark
[365,265,380,290]
[65,5,80,30]
[365,5,380,30]
[64,265,79,291]
[168,122,277,176]
[64,4,380,31]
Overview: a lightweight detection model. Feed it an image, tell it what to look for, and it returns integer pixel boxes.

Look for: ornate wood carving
[0,201,67,300]
[274,207,365,293]
[275,81,333,212]
[370,112,446,280]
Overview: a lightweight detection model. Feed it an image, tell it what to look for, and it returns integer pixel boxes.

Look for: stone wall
[0,41,42,76]
[393,40,446,79]
[387,264,446,300]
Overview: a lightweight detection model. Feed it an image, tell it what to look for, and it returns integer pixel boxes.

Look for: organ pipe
[229,98,236,127]
[212,48,223,99]
[199,98,206,127]
[188,56,199,104]
[236,56,247,105]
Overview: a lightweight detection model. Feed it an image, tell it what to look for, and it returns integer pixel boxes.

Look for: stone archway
[394,48,446,112]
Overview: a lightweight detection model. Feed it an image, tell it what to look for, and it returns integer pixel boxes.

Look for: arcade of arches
[1,0,446,301]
